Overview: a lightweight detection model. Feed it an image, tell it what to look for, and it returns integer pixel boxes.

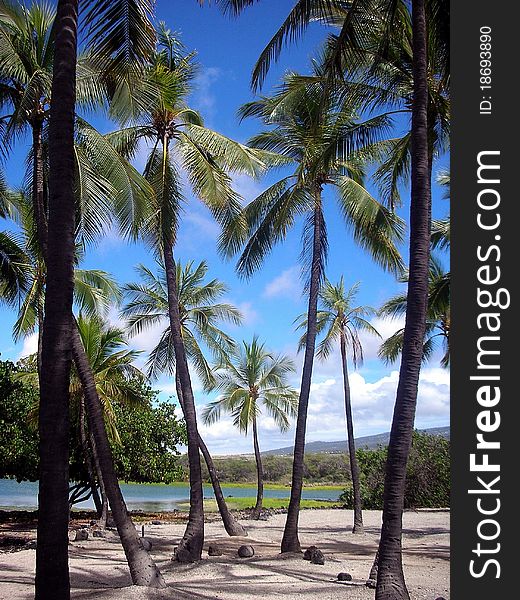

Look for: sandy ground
[0,509,449,600]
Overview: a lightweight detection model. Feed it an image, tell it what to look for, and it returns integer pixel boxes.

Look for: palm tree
[6,201,167,579]
[378,256,450,368]
[295,278,380,533]
[34,1,78,594]
[203,337,298,518]
[71,314,148,527]
[1,0,165,592]
[109,28,268,561]
[2,148,164,584]
[18,313,148,526]
[224,70,403,552]
[375,2,437,596]
[121,259,247,536]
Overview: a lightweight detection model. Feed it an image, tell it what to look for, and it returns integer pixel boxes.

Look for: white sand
[0,509,449,600]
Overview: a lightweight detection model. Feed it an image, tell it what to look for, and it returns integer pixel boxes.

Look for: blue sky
[0,0,449,455]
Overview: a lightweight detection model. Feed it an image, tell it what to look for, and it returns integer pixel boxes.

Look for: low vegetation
[340,432,450,509]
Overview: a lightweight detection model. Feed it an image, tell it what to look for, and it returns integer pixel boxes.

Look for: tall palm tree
[203,337,298,518]
[295,278,380,533]
[34,1,78,594]
[7,201,165,582]
[224,71,403,552]
[2,0,165,593]
[375,2,438,596]
[378,256,450,368]
[2,133,164,587]
[110,28,269,561]
[122,259,247,536]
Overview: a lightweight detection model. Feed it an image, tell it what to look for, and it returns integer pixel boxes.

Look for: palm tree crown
[203,336,298,434]
[107,25,270,248]
[296,278,380,365]
[378,255,450,367]
[225,66,405,278]
[121,259,242,385]
[71,314,147,443]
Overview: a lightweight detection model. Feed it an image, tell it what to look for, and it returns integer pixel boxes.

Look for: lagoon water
[0,478,341,512]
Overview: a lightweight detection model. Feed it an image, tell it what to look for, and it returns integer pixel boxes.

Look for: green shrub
[339,431,450,509]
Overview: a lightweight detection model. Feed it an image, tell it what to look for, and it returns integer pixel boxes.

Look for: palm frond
[335,175,404,274]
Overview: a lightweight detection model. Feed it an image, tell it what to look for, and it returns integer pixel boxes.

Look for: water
[0,478,341,512]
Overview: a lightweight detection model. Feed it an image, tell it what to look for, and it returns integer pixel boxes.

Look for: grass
[176,497,343,512]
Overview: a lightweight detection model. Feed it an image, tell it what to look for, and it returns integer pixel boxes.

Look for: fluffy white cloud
[195,366,450,455]
[18,333,38,360]
[232,173,265,206]
[263,266,301,300]
[191,67,221,123]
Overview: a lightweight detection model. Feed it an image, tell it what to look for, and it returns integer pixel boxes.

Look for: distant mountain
[261,426,450,456]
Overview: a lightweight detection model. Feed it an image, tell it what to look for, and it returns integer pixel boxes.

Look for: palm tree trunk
[375,1,431,598]
[71,325,166,587]
[175,373,246,536]
[367,550,379,588]
[35,2,78,597]
[340,333,364,533]
[78,399,102,516]
[281,190,323,553]
[37,310,44,381]
[32,120,48,257]
[251,415,264,519]
[88,431,108,529]
[163,242,204,562]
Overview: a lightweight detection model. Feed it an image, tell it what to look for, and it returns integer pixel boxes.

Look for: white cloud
[263,266,301,300]
[191,67,221,123]
[223,299,259,328]
[358,315,406,362]
[182,211,221,239]
[18,333,38,360]
[196,365,450,455]
[236,301,259,326]
[232,173,265,205]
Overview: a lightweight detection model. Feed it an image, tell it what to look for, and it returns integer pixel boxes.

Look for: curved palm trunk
[199,434,247,535]
[281,191,323,553]
[71,325,166,587]
[78,399,102,516]
[251,415,264,519]
[35,3,78,597]
[88,431,108,529]
[375,1,431,598]
[163,242,204,562]
[340,333,364,533]
[175,374,246,536]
